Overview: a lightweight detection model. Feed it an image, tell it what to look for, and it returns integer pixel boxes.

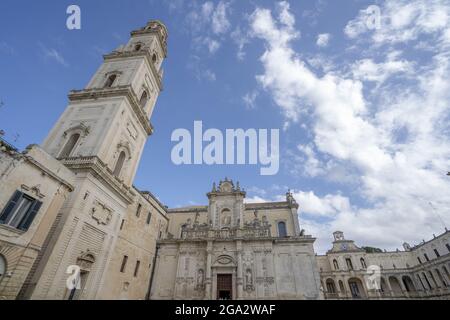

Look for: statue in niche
[262,216,268,226]
[245,268,254,291]
[222,215,231,226]
[196,269,205,290]
[221,208,232,227]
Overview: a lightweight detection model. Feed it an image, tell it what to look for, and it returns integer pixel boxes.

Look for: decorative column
[343,277,352,299]
[236,241,244,299]
[204,241,213,300]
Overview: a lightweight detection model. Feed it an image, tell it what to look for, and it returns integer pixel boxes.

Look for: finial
[212,182,216,192]
[236,181,240,191]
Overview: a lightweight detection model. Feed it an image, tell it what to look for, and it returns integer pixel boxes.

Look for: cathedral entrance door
[217,274,232,300]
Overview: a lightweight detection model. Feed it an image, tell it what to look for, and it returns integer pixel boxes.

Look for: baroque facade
[150,179,321,300]
[0,21,449,300]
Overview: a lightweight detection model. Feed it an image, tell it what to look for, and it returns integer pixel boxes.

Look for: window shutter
[18,200,42,231]
[0,190,23,224]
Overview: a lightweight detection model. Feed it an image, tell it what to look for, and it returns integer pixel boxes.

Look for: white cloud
[249,1,450,252]
[242,91,258,109]
[212,1,231,34]
[351,53,413,84]
[345,1,450,45]
[231,26,250,60]
[316,33,330,47]
[38,42,68,67]
[187,55,216,82]
[291,191,351,217]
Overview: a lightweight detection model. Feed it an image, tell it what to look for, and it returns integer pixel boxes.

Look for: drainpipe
[145,244,159,300]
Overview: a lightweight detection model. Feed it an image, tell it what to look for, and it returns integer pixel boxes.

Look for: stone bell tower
[25,21,168,300]
[42,20,168,187]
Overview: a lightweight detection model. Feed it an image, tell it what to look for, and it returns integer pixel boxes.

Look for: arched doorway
[388,276,402,296]
[213,255,236,300]
[325,278,337,297]
[67,251,95,300]
[348,278,366,299]
[380,277,389,296]
[402,275,416,292]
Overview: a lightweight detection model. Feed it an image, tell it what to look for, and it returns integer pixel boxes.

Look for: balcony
[179,226,272,241]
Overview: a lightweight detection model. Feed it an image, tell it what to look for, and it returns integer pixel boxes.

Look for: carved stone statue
[245,268,254,291]
[196,269,205,290]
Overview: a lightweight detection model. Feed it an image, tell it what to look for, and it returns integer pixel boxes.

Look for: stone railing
[180,226,271,240]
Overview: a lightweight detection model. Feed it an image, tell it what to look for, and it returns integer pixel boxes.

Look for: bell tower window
[104,74,117,88]
[60,133,80,158]
[113,151,126,177]
[139,90,148,109]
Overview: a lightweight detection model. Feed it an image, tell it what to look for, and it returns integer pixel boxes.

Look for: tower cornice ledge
[61,156,136,204]
[68,86,154,136]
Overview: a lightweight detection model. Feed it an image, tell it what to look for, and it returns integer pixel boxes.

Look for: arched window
[360,258,367,269]
[346,258,354,270]
[152,53,157,64]
[333,259,339,270]
[0,255,6,277]
[60,133,80,158]
[325,279,336,294]
[277,221,287,237]
[113,151,126,177]
[139,90,148,109]
[104,74,117,88]
[134,43,142,51]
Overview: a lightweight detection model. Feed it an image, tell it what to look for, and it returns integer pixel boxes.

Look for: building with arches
[317,230,450,300]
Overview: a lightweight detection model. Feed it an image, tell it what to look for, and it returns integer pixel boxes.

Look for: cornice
[245,201,294,210]
[61,156,136,204]
[130,28,168,58]
[24,153,74,192]
[68,86,154,136]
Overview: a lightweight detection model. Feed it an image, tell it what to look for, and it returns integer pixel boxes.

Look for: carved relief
[90,200,113,226]
[21,184,45,199]
[216,255,234,266]
[76,250,95,272]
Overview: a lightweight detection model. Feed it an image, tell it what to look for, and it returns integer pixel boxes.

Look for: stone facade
[318,231,450,300]
[150,179,321,300]
[0,20,449,301]
[0,142,74,300]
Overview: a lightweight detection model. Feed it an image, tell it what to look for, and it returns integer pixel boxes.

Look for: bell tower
[28,21,168,300]
[42,20,168,187]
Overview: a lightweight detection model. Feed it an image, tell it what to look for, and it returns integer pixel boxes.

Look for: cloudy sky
[0,0,449,253]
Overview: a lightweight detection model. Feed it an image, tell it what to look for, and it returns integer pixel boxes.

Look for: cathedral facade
[0,21,449,300]
[150,179,321,300]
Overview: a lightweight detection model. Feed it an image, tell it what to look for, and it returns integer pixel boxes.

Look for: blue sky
[1,0,450,252]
